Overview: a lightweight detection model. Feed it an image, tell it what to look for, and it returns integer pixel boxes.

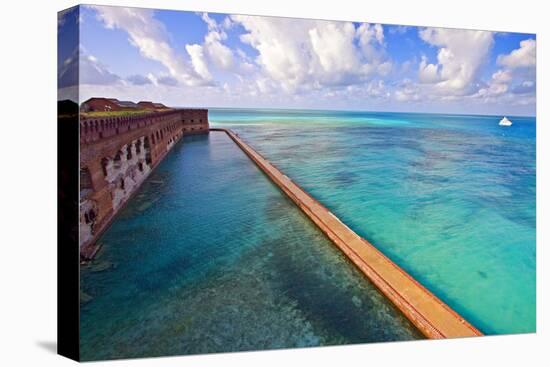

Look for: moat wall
[214,128,482,339]
[79,109,209,258]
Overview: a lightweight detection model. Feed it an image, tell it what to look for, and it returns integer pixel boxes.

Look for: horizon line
[58,98,536,119]
[189,105,537,119]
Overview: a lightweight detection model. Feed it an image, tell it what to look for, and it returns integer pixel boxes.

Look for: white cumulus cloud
[497,39,536,69]
[185,44,212,80]
[418,55,440,83]
[230,15,389,92]
[185,13,236,82]
[394,79,420,102]
[475,38,536,103]
[89,5,208,86]
[418,28,494,96]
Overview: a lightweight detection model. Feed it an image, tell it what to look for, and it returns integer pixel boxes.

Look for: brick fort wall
[79,108,209,259]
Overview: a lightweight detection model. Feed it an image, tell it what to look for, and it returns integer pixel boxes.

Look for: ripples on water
[211,109,535,336]
[80,132,421,361]
[81,109,535,360]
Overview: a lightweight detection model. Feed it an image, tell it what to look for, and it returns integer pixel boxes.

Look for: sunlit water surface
[80,131,421,361]
[210,108,536,336]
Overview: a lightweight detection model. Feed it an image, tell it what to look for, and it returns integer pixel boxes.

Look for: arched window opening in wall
[144,136,150,149]
[114,150,123,169]
[138,162,144,172]
[135,140,142,154]
[127,144,133,160]
[120,177,125,190]
[84,208,96,223]
[101,158,109,178]
[80,167,93,191]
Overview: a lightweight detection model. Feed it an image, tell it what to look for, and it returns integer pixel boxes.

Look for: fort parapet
[79,108,209,259]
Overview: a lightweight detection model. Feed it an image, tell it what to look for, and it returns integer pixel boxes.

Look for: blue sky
[58,5,536,116]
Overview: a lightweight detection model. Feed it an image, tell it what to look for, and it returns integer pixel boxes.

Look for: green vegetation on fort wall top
[80,108,173,118]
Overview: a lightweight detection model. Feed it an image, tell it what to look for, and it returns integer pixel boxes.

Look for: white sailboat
[499,116,512,126]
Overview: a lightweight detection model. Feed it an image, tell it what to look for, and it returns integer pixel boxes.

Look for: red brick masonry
[79,109,209,259]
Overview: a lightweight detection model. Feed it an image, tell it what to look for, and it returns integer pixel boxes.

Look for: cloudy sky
[58,5,536,116]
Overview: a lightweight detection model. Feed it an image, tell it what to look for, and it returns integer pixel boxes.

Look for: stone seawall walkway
[213,128,482,339]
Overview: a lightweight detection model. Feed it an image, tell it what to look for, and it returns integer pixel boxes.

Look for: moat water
[80,132,422,361]
[210,109,536,336]
[80,109,535,359]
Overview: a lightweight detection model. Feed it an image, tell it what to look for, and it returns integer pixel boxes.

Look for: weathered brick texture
[79,109,209,258]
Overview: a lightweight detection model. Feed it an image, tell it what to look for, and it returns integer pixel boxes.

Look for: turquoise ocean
[80,109,535,360]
